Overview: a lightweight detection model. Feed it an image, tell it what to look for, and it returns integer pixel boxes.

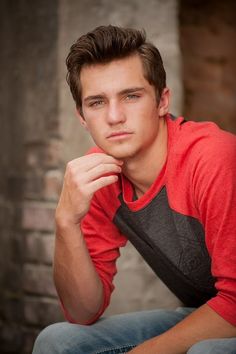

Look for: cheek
[140,110,160,138]
[137,106,159,127]
[85,122,104,143]
[83,110,105,130]
[84,116,100,131]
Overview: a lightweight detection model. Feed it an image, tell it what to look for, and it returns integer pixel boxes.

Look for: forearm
[54,222,104,324]
[129,304,236,354]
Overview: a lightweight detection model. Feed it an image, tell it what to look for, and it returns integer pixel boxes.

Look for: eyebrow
[83,87,145,103]
[118,87,145,95]
[84,95,104,103]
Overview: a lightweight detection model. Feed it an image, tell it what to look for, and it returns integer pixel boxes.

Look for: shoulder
[166,117,236,217]
[170,118,236,165]
[172,119,236,199]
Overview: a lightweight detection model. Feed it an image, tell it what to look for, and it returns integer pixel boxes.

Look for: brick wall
[1,1,235,353]
[0,1,64,353]
[180,0,236,133]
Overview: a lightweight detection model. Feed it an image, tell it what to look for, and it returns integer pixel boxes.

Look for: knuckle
[66,160,75,169]
[74,179,89,196]
[79,188,91,200]
[95,153,104,164]
[99,152,110,161]
[65,166,74,180]
[99,164,107,173]
[65,161,75,175]
[70,173,78,185]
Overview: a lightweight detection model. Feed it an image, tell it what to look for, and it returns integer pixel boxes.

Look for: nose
[106,101,126,125]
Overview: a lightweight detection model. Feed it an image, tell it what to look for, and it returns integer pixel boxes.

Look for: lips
[107,131,133,139]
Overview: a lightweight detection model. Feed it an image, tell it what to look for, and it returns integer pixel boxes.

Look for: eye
[89,100,104,107]
[125,94,140,101]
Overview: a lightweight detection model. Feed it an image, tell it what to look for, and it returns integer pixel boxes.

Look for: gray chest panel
[113,187,216,307]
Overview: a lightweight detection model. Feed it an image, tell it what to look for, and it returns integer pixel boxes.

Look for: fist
[55,153,123,226]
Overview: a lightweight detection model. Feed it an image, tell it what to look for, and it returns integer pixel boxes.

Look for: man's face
[79,54,169,160]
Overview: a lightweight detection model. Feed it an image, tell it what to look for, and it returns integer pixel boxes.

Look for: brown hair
[66,25,166,112]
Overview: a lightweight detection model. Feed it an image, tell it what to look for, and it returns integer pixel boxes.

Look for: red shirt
[63,115,236,326]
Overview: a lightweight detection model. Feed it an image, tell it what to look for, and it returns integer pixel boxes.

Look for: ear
[158,88,170,117]
[76,109,88,130]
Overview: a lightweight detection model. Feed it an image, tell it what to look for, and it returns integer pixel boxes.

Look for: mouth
[107,131,133,140]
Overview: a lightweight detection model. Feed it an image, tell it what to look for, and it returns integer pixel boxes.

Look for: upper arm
[193,133,236,326]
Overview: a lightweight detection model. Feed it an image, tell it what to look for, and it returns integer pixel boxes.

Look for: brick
[21,201,56,231]
[25,143,44,169]
[7,175,25,200]
[183,57,225,91]
[3,264,23,292]
[43,169,63,201]
[23,296,63,326]
[23,232,39,262]
[0,200,14,229]
[181,26,232,58]
[1,296,23,323]
[22,328,41,354]
[39,234,55,264]
[24,171,44,199]
[43,138,63,168]
[24,232,54,264]
[180,1,236,134]
[0,323,23,353]
[23,264,57,297]
[11,233,25,263]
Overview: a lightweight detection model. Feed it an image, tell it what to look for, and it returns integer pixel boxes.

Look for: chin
[106,148,137,160]
[96,141,138,160]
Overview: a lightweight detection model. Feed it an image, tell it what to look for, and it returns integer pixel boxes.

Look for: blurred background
[0,0,235,353]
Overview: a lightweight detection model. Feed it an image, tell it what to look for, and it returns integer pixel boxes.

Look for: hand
[55,153,123,226]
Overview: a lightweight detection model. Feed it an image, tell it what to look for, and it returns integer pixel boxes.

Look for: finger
[88,175,119,194]
[85,163,122,182]
[82,153,123,172]
[71,153,123,172]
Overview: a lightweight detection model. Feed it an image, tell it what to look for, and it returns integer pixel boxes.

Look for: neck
[122,117,168,197]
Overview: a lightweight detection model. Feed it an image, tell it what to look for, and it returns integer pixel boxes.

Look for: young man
[33,25,236,353]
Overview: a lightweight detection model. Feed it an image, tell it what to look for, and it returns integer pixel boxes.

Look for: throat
[125,156,166,199]
[122,117,168,198]
[133,185,146,199]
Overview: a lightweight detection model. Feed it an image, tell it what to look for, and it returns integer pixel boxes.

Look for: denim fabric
[32,308,236,354]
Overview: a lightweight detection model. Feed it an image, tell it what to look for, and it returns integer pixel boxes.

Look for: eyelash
[126,94,139,100]
[88,94,140,108]
[89,100,104,107]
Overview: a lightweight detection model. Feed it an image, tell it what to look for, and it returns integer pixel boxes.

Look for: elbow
[64,306,104,326]
[61,291,107,326]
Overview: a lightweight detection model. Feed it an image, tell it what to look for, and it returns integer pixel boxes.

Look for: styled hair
[66,25,166,111]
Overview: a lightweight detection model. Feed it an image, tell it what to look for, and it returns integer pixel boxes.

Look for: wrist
[55,206,83,227]
[55,214,82,234]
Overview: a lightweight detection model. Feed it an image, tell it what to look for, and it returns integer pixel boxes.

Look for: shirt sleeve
[193,131,236,326]
[78,191,127,323]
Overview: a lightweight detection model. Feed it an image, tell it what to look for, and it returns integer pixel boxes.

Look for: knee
[187,338,236,354]
[187,340,211,354]
[32,322,73,354]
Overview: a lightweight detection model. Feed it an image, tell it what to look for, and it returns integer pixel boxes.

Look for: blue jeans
[32,307,236,354]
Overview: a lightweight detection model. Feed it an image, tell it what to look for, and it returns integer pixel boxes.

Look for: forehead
[80,54,149,97]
